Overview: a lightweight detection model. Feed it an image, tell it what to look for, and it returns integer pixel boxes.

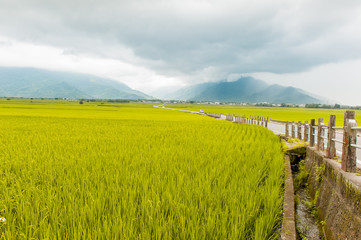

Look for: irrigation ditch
[155,105,361,239]
[285,144,323,239]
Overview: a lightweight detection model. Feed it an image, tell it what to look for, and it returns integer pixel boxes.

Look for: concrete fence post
[327,115,336,159]
[310,119,316,146]
[285,121,289,137]
[342,111,355,164]
[291,121,296,138]
[317,118,324,151]
[297,121,302,139]
[342,119,357,172]
[304,121,309,142]
[265,117,269,128]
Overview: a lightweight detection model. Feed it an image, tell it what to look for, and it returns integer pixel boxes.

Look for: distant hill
[0,67,152,99]
[159,77,321,104]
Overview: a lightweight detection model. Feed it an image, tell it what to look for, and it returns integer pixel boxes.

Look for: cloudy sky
[0,0,361,104]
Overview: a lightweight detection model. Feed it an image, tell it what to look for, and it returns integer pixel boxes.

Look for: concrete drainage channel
[283,142,361,239]
[284,146,324,240]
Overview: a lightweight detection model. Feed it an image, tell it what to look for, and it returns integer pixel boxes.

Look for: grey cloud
[0,0,361,82]
[0,41,12,46]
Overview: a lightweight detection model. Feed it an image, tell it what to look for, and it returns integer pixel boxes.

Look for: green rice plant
[0,101,284,239]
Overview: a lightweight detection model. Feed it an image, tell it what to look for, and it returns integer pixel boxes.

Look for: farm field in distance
[0,100,284,239]
[166,104,361,126]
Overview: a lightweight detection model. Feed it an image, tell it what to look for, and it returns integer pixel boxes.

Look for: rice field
[0,101,284,239]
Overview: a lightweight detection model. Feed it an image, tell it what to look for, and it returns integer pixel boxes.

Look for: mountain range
[0,67,323,104]
[155,77,322,104]
[0,67,152,99]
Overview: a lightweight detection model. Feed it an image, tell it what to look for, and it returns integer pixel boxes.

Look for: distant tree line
[305,103,340,109]
[305,103,361,110]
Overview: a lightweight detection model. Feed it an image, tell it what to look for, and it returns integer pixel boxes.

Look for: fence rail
[205,111,360,173]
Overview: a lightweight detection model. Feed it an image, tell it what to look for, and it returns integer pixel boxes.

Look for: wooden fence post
[342,111,355,164]
[285,121,289,137]
[304,121,309,142]
[342,119,357,172]
[310,119,315,146]
[291,121,296,138]
[326,115,336,159]
[317,118,324,151]
[297,121,302,139]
